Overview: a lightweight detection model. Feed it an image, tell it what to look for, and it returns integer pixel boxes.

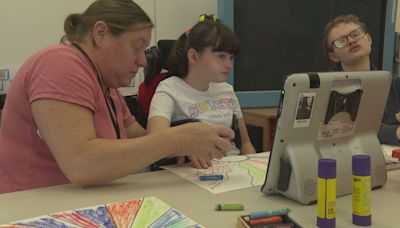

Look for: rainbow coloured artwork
[162,152,269,194]
[0,196,202,228]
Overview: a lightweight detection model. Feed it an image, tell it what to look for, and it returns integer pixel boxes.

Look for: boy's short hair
[323,14,367,54]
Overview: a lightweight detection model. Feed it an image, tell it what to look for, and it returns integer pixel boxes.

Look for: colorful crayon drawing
[161,152,269,194]
[0,197,203,228]
[107,199,143,227]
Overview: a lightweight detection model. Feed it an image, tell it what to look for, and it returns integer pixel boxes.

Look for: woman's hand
[176,123,234,164]
[177,155,212,169]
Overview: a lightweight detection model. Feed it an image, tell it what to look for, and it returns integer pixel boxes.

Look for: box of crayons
[237,208,302,228]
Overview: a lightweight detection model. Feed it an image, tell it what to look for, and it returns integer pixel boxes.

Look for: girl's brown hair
[166,18,240,78]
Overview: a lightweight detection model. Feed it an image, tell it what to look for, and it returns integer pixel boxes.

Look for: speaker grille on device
[303,178,317,197]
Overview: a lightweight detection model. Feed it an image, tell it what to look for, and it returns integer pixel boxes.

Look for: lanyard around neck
[71,43,121,139]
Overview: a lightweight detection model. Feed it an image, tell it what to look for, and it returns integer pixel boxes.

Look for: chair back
[144,46,164,85]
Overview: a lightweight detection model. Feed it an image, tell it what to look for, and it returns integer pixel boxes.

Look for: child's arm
[147,116,171,134]
[238,118,256,154]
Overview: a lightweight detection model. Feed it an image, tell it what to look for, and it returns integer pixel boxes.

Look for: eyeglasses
[331,27,366,49]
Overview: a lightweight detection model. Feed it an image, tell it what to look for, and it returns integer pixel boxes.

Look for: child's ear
[366,33,372,46]
[328,51,340,63]
[187,48,199,64]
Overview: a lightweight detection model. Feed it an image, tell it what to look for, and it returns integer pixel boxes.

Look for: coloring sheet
[1,196,202,228]
[161,152,269,194]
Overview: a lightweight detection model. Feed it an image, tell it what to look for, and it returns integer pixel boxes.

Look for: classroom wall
[0,0,160,66]
[154,0,217,40]
[0,0,216,95]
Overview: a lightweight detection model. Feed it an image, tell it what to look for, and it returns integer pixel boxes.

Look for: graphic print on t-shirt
[188,98,234,119]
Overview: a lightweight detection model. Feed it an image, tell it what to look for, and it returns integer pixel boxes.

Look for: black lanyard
[71,43,121,139]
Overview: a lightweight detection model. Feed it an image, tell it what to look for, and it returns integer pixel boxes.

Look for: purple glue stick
[352,155,371,226]
[317,159,336,228]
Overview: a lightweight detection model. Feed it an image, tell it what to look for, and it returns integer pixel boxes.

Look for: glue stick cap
[352,155,371,176]
[318,159,336,179]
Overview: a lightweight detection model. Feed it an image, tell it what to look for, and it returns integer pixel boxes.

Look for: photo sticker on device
[293,92,316,128]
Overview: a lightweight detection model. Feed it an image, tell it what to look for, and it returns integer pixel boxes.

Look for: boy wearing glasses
[323,14,373,71]
[323,14,400,146]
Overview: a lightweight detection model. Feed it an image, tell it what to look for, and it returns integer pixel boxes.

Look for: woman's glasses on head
[331,27,366,49]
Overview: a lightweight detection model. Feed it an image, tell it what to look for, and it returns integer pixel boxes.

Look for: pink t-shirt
[0,44,136,193]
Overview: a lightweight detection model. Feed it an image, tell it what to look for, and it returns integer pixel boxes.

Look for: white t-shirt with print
[149,76,243,155]
[149,76,243,127]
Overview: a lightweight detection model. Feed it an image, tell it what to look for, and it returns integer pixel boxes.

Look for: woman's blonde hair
[61,0,153,44]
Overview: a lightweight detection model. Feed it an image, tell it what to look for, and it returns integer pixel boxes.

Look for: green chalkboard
[234,0,386,91]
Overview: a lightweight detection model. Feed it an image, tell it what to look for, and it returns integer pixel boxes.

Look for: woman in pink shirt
[0,0,234,194]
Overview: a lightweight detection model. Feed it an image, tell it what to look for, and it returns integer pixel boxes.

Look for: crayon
[249,215,283,226]
[242,216,294,228]
[252,223,294,228]
[250,208,291,219]
[199,175,223,181]
[215,203,244,211]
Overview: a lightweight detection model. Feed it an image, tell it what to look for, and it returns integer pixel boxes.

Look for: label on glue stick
[317,177,336,219]
[352,175,371,216]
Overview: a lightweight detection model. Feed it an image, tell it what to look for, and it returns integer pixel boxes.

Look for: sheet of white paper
[381,144,400,170]
[161,152,269,194]
[381,144,399,157]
